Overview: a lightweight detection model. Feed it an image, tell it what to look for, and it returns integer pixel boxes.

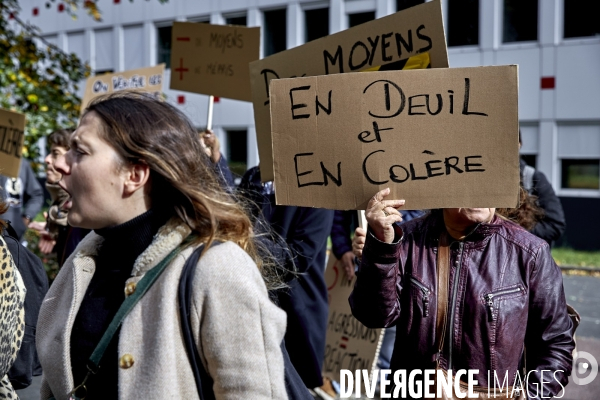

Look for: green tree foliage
[0,0,92,170]
[1,0,170,169]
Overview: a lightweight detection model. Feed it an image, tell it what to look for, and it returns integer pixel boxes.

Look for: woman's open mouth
[59,196,73,211]
[57,182,73,211]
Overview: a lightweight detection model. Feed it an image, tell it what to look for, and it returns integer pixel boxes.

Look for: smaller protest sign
[81,64,165,113]
[270,65,520,210]
[169,22,260,101]
[323,255,384,386]
[0,108,26,178]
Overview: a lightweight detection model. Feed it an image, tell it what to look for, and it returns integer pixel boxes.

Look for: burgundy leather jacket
[349,213,574,399]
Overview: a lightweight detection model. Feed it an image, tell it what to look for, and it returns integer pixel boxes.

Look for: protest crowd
[0,1,581,399]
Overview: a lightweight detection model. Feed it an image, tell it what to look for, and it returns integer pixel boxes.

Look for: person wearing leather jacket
[349,188,574,399]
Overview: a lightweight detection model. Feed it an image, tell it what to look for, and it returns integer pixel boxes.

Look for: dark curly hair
[496,185,544,231]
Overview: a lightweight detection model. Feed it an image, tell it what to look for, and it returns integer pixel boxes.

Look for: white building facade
[20,0,600,249]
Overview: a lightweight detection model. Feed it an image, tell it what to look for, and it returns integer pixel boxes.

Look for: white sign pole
[206,95,214,131]
[358,210,367,230]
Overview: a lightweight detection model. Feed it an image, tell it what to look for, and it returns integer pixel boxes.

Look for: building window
[447,0,479,46]
[157,25,172,68]
[226,130,248,179]
[561,160,600,189]
[124,25,144,70]
[95,28,114,74]
[521,154,537,168]
[564,0,600,39]
[226,15,247,26]
[42,34,58,46]
[263,9,287,56]
[305,8,329,43]
[67,31,86,63]
[94,69,114,76]
[558,123,600,191]
[519,125,538,168]
[348,11,375,28]
[503,0,538,43]
[396,0,424,12]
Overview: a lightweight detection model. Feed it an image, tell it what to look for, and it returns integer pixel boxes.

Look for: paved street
[16,274,600,399]
[560,274,600,400]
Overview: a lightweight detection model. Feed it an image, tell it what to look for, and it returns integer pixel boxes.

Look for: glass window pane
[348,11,375,28]
[264,9,287,56]
[226,130,248,178]
[157,25,172,68]
[305,8,329,43]
[561,159,600,189]
[396,0,425,12]
[557,123,600,158]
[95,29,113,72]
[447,0,479,46]
[503,0,538,43]
[226,15,247,26]
[67,31,86,63]
[521,154,537,168]
[124,25,144,70]
[564,0,600,39]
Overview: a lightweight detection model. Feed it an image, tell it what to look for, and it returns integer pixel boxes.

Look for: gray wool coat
[36,217,288,399]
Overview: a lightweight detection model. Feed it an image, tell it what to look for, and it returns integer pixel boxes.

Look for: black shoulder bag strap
[178,241,222,400]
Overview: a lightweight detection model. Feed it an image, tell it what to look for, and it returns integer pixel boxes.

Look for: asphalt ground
[16,274,600,399]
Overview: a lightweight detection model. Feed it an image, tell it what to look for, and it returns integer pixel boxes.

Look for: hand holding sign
[365,188,404,243]
[200,129,221,164]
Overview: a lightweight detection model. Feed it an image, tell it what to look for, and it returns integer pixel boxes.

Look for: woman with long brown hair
[36,92,287,399]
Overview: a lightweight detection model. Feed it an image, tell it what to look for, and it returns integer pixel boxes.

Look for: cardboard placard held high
[170,22,260,101]
[81,64,165,113]
[250,0,448,182]
[269,66,520,210]
[0,108,26,179]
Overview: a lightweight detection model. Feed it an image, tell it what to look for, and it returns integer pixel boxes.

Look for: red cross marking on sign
[175,58,189,81]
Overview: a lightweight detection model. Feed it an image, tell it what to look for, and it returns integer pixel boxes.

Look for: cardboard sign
[270,66,520,210]
[169,22,260,101]
[323,255,384,383]
[0,108,25,178]
[81,64,165,113]
[250,0,448,182]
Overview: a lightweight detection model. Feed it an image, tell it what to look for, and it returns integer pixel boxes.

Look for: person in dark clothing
[273,205,333,389]
[0,159,44,240]
[239,166,334,389]
[519,132,566,245]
